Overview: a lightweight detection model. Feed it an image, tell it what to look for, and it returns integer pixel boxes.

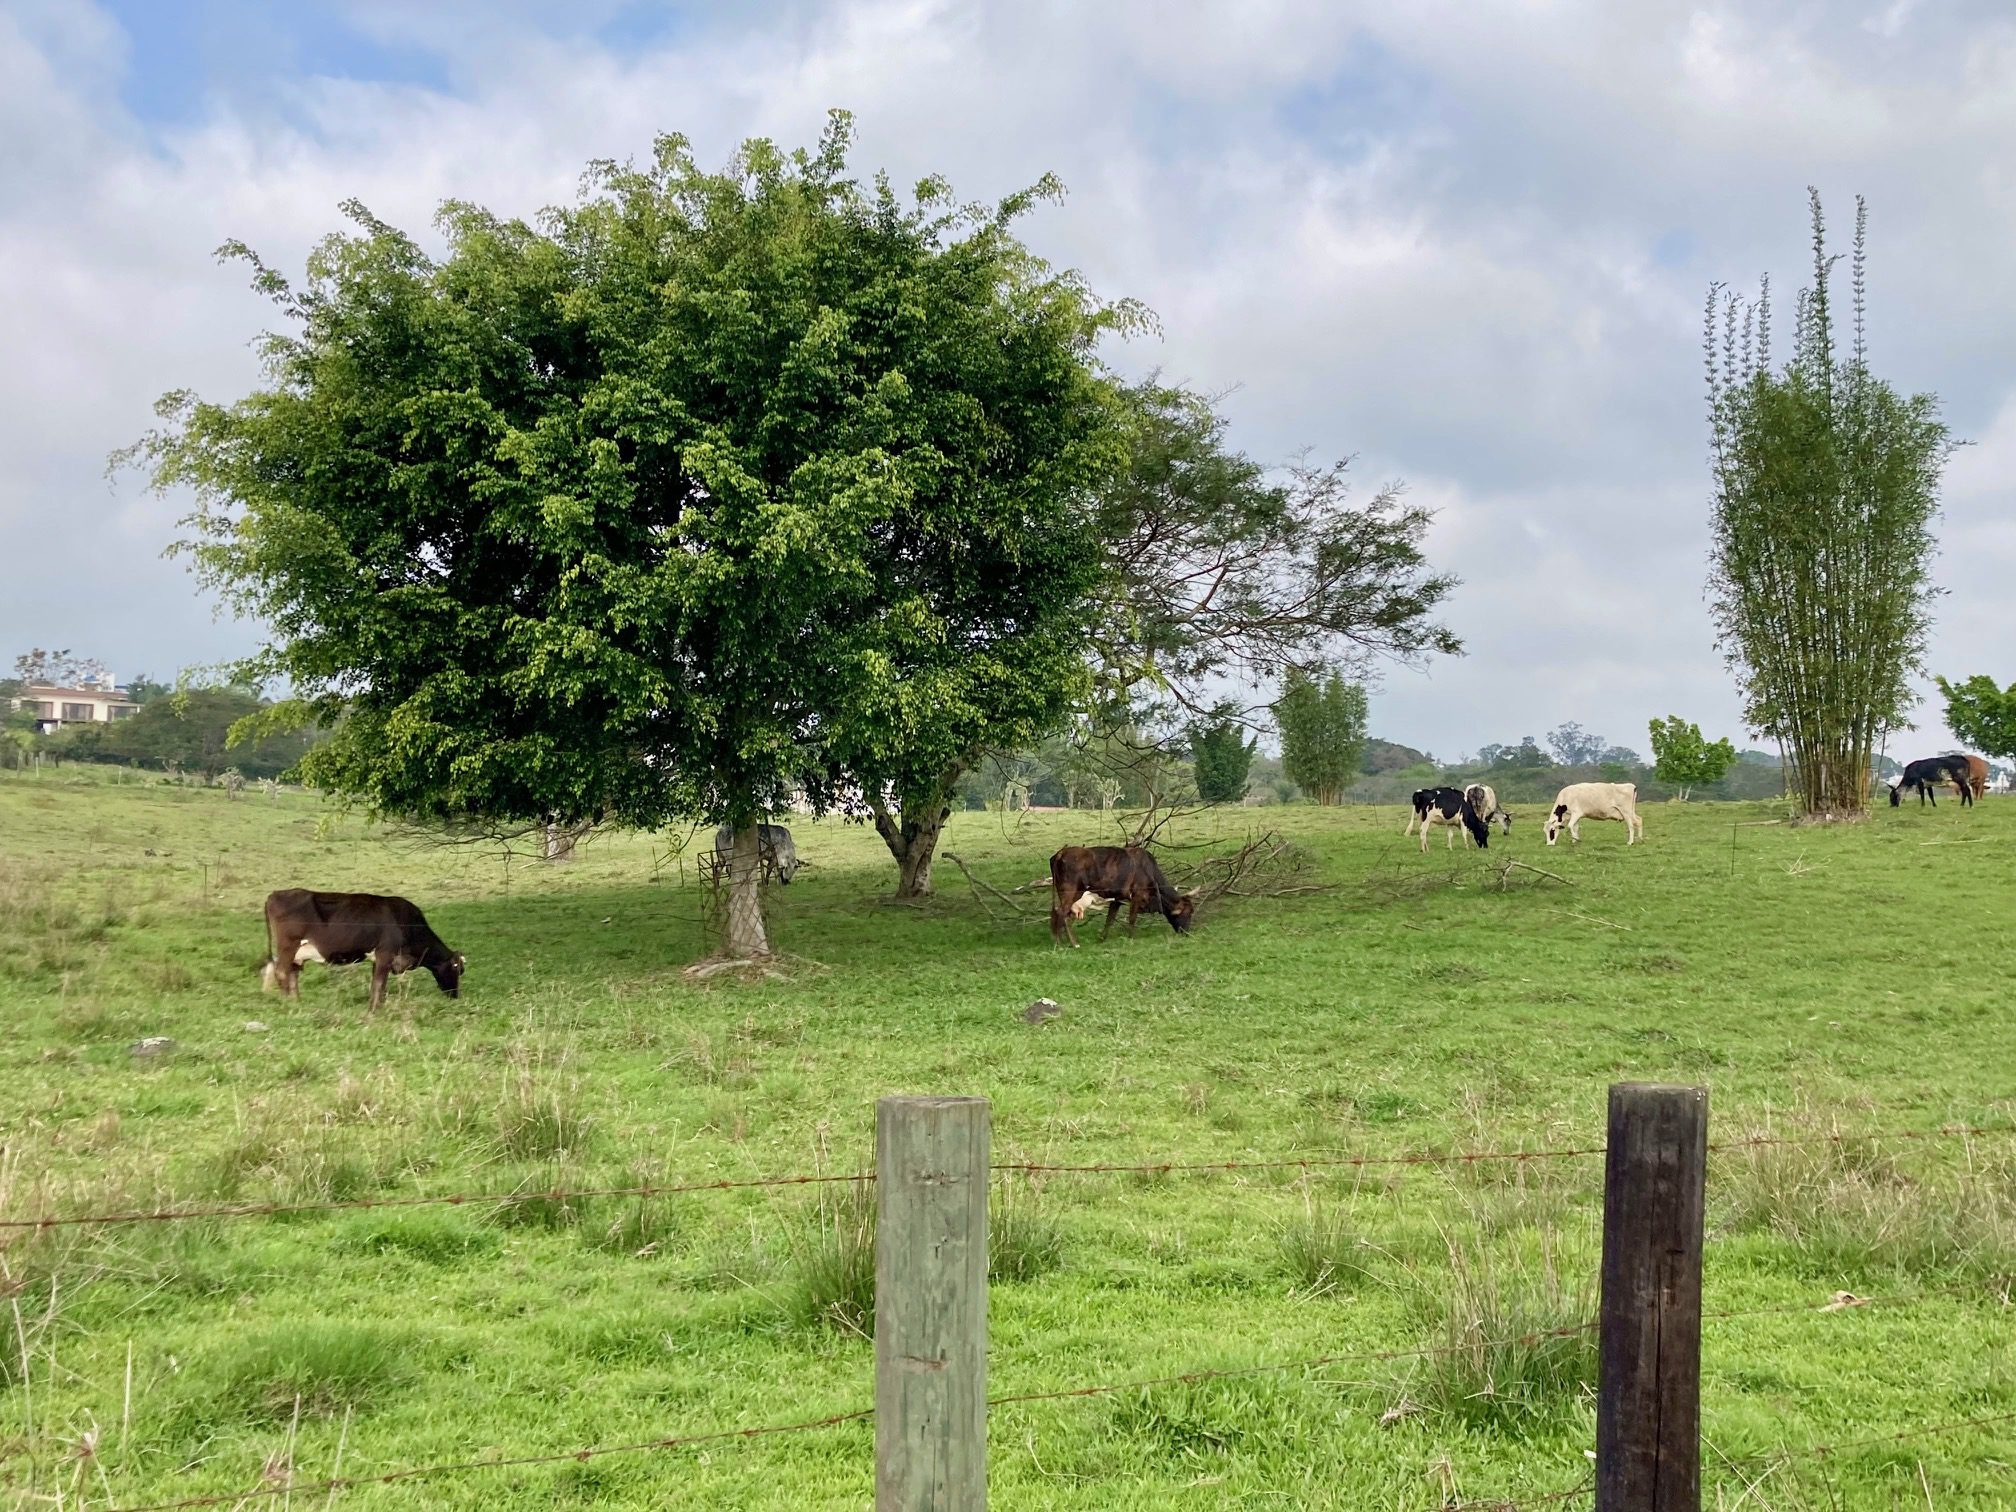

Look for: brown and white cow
[1048,845,1195,947]
[261,889,464,1011]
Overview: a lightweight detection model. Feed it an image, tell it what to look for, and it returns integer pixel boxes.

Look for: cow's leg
[1100,899,1124,940]
[1419,818,1431,854]
[1051,885,1081,947]
[1125,898,1142,936]
[368,951,394,1013]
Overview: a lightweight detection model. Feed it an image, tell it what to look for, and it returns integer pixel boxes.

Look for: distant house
[10,677,140,733]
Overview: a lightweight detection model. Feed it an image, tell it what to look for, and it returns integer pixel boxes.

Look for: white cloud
[1,0,2010,758]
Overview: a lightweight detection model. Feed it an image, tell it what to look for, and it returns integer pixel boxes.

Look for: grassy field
[2,767,2013,1510]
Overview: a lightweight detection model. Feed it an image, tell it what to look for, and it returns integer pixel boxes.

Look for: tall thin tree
[1704,191,1951,816]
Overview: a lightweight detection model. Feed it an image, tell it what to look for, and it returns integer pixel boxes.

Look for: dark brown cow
[261,889,464,1011]
[1049,845,1195,947]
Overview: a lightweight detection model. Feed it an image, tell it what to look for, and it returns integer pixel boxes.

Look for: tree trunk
[543,821,576,862]
[723,823,771,958]
[873,776,955,900]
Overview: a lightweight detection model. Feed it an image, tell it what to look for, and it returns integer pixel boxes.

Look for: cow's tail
[1461,802,1490,849]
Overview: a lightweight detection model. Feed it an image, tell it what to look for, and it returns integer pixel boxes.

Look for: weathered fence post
[875,1095,990,1511]
[1597,1083,1708,1512]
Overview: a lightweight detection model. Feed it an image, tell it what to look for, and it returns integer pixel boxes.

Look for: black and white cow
[1888,756,1974,809]
[1411,787,1491,851]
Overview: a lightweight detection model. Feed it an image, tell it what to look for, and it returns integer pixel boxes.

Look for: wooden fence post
[1597,1083,1708,1512]
[875,1095,990,1511]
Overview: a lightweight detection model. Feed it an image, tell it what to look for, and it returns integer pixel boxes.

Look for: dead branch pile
[1168,830,1322,903]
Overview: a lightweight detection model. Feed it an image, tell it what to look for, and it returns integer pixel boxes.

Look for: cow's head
[1167,893,1196,933]
[1496,810,1514,835]
[1544,803,1569,846]
[775,851,799,885]
[1887,779,1904,807]
[430,951,465,997]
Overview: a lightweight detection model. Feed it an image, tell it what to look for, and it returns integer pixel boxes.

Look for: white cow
[1543,782,1643,846]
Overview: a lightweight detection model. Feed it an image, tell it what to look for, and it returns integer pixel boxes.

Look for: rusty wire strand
[102,1407,875,1512]
[7,1124,2009,1233]
[986,1284,1997,1411]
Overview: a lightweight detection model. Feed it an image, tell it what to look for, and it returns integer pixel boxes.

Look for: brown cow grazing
[1049,845,1195,947]
[261,889,464,1011]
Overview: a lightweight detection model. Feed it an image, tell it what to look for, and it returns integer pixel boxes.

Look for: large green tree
[1936,675,2016,766]
[1705,192,1951,816]
[126,115,1122,954]
[1273,668,1367,806]
[1646,715,1737,800]
[81,688,315,780]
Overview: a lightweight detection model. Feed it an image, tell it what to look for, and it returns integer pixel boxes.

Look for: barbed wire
[985,1284,1996,1413]
[8,1121,2009,1233]
[104,1406,875,1512]
[1446,1480,1592,1510]
[1716,1406,2016,1479]
[83,1286,2008,1511]
[990,1144,1607,1180]
[1707,1123,2009,1155]
[0,1170,876,1232]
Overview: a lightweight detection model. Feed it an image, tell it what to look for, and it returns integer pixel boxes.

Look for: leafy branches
[1092,383,1459,726]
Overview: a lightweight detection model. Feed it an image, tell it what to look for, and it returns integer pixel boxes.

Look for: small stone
[130,1036,177,1058]
[1021,998,1062,1026]
[243,1021,270,1034]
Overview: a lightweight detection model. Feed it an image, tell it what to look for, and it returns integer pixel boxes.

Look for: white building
[10,676,140,732]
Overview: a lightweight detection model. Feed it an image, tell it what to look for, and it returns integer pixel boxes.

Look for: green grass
[2,766,2014,1507]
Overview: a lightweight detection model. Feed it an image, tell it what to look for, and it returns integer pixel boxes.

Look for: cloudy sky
[4,0,2012,760]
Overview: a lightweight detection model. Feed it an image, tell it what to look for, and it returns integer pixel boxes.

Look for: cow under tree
[261,889,464,1011]
[712,823,801,882]
[1411,787,1491,851]
[1049,845,1196,947]
[1543,782,1644,846]
[1888,756,1979,808]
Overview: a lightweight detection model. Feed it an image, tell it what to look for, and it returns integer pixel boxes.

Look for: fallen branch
[940,852,1035,923]
[1495,859,1571,890]
[1554,908,1630,931]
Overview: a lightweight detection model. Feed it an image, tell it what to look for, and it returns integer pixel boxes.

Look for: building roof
[22,684,134,700]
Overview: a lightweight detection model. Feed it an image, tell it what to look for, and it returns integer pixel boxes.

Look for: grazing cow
[1049,845,1195,947]
[1462,783,1514,839]
[713,823,800,883]
[1888,756,1975,809]
[1412,787,1491,852]
[1543,782,1643,846]
[1966,755,1991,799]
[261,889,464,1011]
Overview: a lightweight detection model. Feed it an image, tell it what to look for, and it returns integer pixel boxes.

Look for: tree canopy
[1187,701,1257,803]
[1647,715,1737,800]
[1091,382,1459,726]
[64,688,315,779]
[1936,675,2016,764]
[1273,668,1367,806]
[126,115,1130,952]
